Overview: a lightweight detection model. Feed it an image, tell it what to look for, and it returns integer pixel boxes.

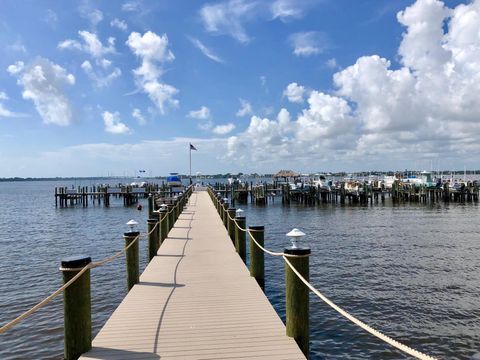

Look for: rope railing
[0,230,145,334]
[208,188,437,360]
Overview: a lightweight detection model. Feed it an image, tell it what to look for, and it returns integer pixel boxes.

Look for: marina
[1,178,480,359]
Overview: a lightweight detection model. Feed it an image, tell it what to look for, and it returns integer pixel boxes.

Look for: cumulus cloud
[213,123,235,135]
[188,106,211,119]
[59,31,120,87]
[200,0,256,44]
[8,58,74,126]
[132,108,146,125]
[103,111,130,134]
[227,0,480,169]
[81,60,121,87]
[110,18,128,31]
[289,31,328,57]
[283,82,306,103]
[236,98,252,117]
[189,37,224,63]
[126,31,179,113]
[58,31,115,59]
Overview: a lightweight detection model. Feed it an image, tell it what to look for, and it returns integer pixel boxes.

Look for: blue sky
[0,0,477,177]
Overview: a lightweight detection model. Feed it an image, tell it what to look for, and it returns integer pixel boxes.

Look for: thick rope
[283,256,437,360]
[0,264,91,334]
[0,230,145,332]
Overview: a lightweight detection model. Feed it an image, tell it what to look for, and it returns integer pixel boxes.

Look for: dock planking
[80,189,305,360]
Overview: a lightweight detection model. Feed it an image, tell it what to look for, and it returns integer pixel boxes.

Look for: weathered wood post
[284,234,310,358]
[227,207,236,243]
[60,256,92,360]
[124,229,140,291]
[235,211,246,263]
[222,199,229,228]
[147,218,158,261]
[249,226,265,290]
[148,193,154,218]
[167,204,175,231]
[159,206,168,244]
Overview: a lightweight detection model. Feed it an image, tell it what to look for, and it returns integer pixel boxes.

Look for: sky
[0,0,478,177]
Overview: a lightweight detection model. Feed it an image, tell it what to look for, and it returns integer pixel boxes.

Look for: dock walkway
[80,189,305,360]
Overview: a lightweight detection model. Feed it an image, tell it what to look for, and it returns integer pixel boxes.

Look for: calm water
[1,180,480,359]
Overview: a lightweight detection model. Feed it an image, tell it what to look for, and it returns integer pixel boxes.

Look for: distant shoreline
[1,170,480,183]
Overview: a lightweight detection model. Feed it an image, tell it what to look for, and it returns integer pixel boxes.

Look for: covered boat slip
[80,190,305,360]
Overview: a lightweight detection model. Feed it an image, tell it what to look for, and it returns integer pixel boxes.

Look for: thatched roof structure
[274,170,300,178]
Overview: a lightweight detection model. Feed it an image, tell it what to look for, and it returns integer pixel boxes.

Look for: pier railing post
[60,256,92,360]
[159,207,168,244]
[148,193,154,218]
[227,207,236,243]
[222,200,229,228]
[147,219,158,261]
[249,226,265,290]
[284,247,310,358]
[124,231,140,291]
[167,204,175,231]
[235,214,246,264]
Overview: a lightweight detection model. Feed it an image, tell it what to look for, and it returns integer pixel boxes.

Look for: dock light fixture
[160,204,168,211]
[223,197,229,203]
[236,208,245,218]
[286,228,305,249]
[126,219,139,232]
[217,192,221,197]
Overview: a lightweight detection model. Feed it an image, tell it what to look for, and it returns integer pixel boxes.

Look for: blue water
[1,179,480,359]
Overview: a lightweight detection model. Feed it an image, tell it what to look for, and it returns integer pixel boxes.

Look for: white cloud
[110,18,128,31]
[58,31,115,59]
[126,31,179,114]
[283,82,306,103]
[122,1,140,12]
[8,58,74,126]
[326,58,338,69]
[81,60,121,87]
[132,108,146,125]
[0,92,8,100]
[225,0,480,170]
[213,123,235,135]
[271,0,305,21]
[289,31,328,57]
[7,61,24,75]
[79,7,103,27]
[188,106,211,120]
[189,37,224,63]
[102,111,130,134]
[236,98,252,117]
[200,0,256,44]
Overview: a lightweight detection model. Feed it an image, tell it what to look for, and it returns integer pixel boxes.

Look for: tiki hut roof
[274,170,300,178]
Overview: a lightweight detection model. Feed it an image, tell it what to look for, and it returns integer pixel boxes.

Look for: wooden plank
[80,190,305,360]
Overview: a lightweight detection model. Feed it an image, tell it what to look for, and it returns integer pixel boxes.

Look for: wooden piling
[148,194,154,218]
[167,204,175,231]
[60,256,92,360]
[147,219,158,261]
[124,231,140,291]
[159,208,168,244]
[249,226,265,290]
[235,215,246,264]
[284,247,310,358]
[227,207,236,243]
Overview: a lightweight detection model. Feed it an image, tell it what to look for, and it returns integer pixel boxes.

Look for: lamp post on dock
[285,228,310,358]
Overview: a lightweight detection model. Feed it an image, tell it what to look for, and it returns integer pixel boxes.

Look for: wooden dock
[80,189,305,360]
